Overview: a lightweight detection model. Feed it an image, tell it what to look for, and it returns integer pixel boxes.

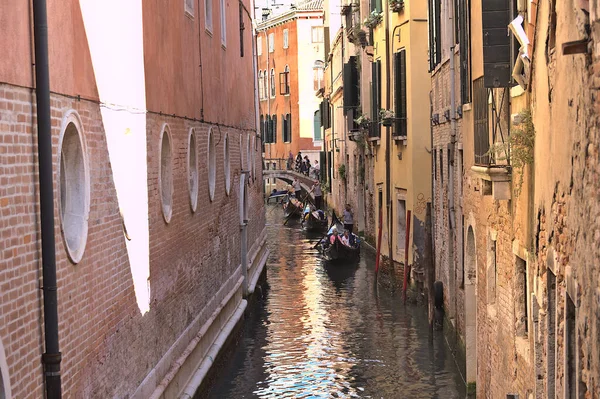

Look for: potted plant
[356,29,368,47]
[379,109,396,127]
[390,0,404,12]
[354,114,371,129]
[363,11,382,29]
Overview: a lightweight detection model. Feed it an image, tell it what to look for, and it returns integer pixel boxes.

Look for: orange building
[256,0,325,169]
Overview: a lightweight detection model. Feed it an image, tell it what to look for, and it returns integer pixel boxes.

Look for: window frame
[257,36,263,56]
[279,65,290,95]
[311,26,324,43]
[185,0,195,17]
[205,0,213,33]
[270,68,276,98]
[220,0,226,46]
[268,32,274,52]
[283,29,289,49]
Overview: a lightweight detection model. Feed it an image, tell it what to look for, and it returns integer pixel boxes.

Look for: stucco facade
[0,0,266,397]
[431,0,600,396]
[368,0,432,275]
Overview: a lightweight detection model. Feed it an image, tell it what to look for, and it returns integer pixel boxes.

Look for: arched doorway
[465,226,477,385]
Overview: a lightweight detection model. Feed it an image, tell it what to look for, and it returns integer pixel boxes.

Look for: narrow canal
[203,205,466,398]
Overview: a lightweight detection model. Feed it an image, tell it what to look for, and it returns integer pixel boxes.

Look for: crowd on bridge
[287,151,319,180]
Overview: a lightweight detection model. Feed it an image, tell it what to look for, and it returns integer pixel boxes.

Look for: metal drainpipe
[384,5,393,273]
[240,173,249,297]
[429,89,436,331]
[449,2,458,322]
[32,0,62,396]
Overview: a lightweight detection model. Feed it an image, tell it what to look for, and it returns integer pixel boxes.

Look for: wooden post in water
[374,205,384,276]
[402,210,412,303]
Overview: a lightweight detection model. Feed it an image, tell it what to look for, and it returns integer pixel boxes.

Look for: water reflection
[204,206,465,398]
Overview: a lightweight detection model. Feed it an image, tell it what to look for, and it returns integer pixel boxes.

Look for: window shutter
[272,115,277,143]
[279,73,286,95]
[343,57,359,113]
[394,50,407,137]
[288,114,292,142]
[314,110,321,140]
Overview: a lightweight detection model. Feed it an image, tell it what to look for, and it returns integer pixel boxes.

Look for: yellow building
[368,0,431,275]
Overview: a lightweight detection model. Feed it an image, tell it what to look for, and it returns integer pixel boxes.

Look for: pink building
[0,0,267,397]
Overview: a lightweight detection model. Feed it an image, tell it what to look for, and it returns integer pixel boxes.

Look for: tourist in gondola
[341,230,350,246]
[329,227,339,244]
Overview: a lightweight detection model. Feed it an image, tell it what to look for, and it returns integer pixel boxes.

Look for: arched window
[263,72,268,99]
[270,68,276,98]
[258,70,264,100]
[313,60,324,91]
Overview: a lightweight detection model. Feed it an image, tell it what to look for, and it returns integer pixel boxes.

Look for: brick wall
[0,83,265,397]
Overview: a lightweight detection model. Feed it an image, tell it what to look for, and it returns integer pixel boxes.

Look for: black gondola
[302,205,328,232]
[283,195,303,218]
[319,212,360,262]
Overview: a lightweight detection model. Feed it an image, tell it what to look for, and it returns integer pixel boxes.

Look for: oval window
[208,127,216,201]
[159,126,173,222]
[188,129,198,211]
[224,133,231,195]
[58,111,90,264]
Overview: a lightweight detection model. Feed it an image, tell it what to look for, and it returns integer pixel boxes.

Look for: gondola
[319,212,360,262]
[283,195,303,218]
[266,189,288,204]
[301,205,328,232]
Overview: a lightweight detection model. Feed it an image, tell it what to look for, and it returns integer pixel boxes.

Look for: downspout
[241,173,249,297]
[449,0,458,321]
[384,3,393,275]
[429,89,436,332]
[197,0,205,119]
[32,0,62,397]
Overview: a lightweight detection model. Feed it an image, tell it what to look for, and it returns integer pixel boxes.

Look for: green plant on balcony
[363,11,382,29]
[338,164,347,181]
[379,109,396,127]
[487,109,535,197]
[390,0,404,12]
[354,114,371,129]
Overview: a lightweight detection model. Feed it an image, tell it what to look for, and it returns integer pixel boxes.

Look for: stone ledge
[470,165,512,200]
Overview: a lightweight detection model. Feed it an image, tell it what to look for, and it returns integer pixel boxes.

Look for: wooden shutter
[394,50,407,137]
[272,115,277,143]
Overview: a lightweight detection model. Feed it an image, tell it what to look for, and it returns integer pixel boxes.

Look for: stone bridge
[262,169,317,201]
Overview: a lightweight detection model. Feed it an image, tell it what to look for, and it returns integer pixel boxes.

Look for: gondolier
[343,204,354,233]
[310,180,323,209]
[292,178,302,196]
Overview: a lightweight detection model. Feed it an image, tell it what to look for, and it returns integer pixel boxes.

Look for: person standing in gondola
[310,180,323,209]
[343,204,354,233]
[292,178,302,196]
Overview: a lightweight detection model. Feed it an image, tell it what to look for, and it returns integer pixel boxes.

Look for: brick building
[430,0,600,396]
[257,0,324,171]
[0,0,267,397]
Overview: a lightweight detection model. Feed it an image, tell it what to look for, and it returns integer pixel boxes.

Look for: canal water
[204,205,466,398]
